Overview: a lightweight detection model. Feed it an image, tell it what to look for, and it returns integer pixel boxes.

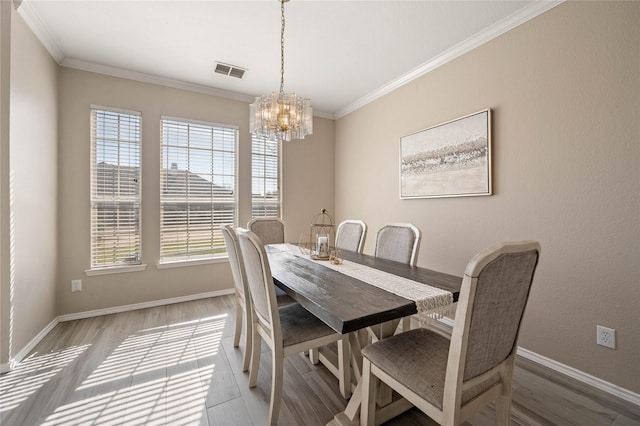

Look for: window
[160,117,237,261]
[90,107,142,268]
[251,135,281,217]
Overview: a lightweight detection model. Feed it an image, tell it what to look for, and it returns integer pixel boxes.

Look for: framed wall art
[400,109,492,199]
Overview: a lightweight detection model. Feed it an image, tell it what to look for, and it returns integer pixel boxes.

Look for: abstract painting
[400,109,492,199]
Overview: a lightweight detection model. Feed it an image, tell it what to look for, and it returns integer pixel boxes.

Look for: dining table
[265,243,462,425]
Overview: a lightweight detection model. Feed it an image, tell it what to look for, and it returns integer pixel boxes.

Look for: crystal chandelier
[249,0,313,142]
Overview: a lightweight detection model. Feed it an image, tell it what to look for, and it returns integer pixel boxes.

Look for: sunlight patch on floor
[40,366,215,426]
[36,313,227,426]
[0,344,90,413]
[79,314,227,390]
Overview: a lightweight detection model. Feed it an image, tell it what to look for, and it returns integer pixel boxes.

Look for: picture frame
[400,109,492,199]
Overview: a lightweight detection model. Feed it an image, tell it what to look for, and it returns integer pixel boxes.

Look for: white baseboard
[1,289,235,373]
[57,288,234,322]
[516,347,640,407]
[431,317,639,407]
[2,317,59,373]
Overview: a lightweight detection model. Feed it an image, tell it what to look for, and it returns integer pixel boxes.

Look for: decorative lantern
[309,209,335,260]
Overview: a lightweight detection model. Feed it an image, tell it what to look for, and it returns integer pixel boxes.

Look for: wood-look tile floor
[1,295,638,426]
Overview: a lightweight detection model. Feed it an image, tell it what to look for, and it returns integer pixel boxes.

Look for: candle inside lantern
[317,235,329,257]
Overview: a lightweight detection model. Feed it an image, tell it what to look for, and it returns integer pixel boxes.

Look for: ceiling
[18,0,558,118]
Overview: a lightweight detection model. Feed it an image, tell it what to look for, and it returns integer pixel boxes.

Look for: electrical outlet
[596,325,616,349]
[71,279,82,293]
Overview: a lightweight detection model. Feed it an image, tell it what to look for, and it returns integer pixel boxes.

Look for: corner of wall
[0,0,14,369]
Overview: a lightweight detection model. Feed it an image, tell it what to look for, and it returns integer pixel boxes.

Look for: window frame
[159,115,239,264]
[251,135,282,218]
[88,105,143,271]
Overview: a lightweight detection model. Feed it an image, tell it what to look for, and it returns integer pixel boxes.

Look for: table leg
[349,332,363,383]
[328,319,400,426]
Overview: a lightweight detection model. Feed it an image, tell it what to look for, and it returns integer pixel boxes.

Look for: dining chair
[221,225,295,374]
[247,217,285,245]
[374,223,421,266]
[375,223,421,333]
[236,228,351,426]
[335,219,367,253]
[360,241,541,426]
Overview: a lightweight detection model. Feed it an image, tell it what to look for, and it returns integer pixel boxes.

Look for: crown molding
[62,57,257,103]
[334,0,565,119]
[15,0,64,63]
[60,58,335,119]
[311,109,334,120]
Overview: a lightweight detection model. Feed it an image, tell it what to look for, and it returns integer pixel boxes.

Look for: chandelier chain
[280,0,285,95]
[249,0,312,142]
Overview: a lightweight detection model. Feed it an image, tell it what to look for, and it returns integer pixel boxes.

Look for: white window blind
[90,107,142,268]
[160,117,237,261]
[251,135,281,218]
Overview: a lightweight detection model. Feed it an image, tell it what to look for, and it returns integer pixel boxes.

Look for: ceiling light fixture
[249,0,312,142]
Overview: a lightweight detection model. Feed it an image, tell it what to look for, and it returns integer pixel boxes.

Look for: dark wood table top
[266,245,462,334]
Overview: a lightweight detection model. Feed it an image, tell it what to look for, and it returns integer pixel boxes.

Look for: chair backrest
[247,217,285,245]
[221,225,247,300]
[374,223,421,265]
[445,241,541,401]
[236,228,282,343]
[335,220,367,253]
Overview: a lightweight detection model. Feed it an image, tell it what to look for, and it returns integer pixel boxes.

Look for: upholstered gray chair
[335,219,367,253]
[247,217,285,245]
[236,228,351,426]
[374,223,421,333]
[374,223,421,266]
[360,241,541,426]
[221,225,295,374]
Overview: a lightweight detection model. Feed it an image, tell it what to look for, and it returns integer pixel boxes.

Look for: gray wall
[335,1,640,393]
[1,7,59,367]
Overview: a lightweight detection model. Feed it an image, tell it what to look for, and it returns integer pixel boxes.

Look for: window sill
[155,257,228,270]
[85,264,148,276]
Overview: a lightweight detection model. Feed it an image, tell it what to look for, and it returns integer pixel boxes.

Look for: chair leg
[338,336,351,399]
[248,326,261,388]
[241,307,253,373]
[233,297,242,348]
[268,350,284,426]
[360,358,377,426]
[495,386,512,425]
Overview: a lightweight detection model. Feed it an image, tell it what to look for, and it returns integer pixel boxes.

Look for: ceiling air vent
[214,62,246,79]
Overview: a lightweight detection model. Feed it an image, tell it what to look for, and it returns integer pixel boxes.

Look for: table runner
[270,244,454,317]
